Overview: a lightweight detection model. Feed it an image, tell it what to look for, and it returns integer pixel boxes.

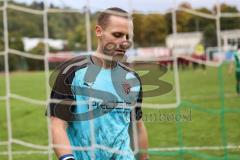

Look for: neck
[92,47,117,69]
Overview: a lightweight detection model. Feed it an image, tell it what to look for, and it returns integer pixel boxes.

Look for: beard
[102,42,126,62]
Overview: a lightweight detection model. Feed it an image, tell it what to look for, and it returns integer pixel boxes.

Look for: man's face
[96,15,133,61]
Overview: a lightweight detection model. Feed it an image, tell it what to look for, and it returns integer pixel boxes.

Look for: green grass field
[0,64,240,160]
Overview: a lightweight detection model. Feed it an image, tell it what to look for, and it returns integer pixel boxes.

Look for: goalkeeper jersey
[48,55,142,160]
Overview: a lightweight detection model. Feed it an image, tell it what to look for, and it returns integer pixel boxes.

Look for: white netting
[0,0,240,160]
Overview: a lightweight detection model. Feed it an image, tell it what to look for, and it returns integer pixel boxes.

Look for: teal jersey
[48,56,142,160]
[234,50,240,72]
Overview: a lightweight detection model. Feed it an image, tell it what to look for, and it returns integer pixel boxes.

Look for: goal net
[0,0,240,160]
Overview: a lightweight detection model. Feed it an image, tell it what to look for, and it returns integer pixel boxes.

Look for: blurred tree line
[0,1,239,71]
[133,2,240,47]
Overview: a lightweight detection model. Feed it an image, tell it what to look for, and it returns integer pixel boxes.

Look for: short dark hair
[97,7,131,29]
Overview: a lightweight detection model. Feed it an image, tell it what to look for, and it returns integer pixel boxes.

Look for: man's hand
[137,119,149,160]
[51,116,73,159]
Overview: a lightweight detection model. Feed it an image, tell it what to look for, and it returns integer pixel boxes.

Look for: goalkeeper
[47,7,149,160]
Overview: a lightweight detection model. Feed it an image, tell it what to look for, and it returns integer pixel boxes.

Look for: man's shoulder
[118,62,141,81]
[49,56,89,86]
[55,55,89,73]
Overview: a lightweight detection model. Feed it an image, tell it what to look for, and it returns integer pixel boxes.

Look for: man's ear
[96,25,103,38]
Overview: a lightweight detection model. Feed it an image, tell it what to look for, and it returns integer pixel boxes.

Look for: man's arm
[137,119,149,160]
[51,116,73,159]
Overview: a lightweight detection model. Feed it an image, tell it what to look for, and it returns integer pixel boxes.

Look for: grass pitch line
[182,93,237,101]
[0,145,239,156]
[149,145,240,151]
